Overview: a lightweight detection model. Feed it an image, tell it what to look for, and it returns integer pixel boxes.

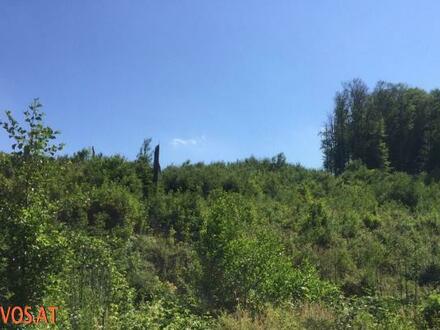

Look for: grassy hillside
[0,103,439,329]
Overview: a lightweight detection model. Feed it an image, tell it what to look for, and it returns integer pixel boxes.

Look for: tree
[136,138,154,198]
[321,80,440,174]
[363,99,389,170]
[1,98,64,159]
[0,100,66,306]
[322,88,351,174]
[321,115,336,173]
[137,138,153,164]
[347,79,369,163]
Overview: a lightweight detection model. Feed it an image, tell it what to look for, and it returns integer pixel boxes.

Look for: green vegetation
[0,90,439,329]
[322,79,440,175]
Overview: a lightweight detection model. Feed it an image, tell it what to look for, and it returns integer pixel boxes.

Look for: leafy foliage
[322,79,440,175]
[1,98,439,328]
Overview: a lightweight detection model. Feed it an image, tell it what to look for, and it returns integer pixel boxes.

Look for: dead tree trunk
[153,144,161,185]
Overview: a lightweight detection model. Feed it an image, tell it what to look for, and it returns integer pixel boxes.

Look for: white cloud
[171,138,198,147]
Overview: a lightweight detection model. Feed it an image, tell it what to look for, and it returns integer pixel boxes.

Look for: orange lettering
[23,306,33,325]
[35,306,48,324]
[0,306,11,324]
[47,306,58,324]
[11,306,23,324]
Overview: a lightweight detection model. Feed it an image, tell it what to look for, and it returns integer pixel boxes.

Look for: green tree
[136,138,154,199]
[0,100,66,306]
[1,98,63,159]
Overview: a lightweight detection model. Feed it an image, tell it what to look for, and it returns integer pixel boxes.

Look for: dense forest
[321,79,440,175]
[0,85,439,329]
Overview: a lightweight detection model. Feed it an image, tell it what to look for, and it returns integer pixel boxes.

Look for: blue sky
[1,1,440,167]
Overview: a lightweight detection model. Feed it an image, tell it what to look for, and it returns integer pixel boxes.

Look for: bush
[422,293,440,329]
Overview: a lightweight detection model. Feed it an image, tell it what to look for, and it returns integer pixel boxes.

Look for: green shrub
[422,293,440,329]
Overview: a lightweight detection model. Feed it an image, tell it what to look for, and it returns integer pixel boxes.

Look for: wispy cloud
[170,136,206,147]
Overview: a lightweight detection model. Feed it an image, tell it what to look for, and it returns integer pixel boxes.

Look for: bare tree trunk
[153,144,161,185]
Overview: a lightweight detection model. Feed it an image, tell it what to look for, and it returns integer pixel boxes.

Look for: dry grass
[216,303,338,330]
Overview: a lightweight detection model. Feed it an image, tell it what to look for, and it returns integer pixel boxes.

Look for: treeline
[321,79,440,175]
